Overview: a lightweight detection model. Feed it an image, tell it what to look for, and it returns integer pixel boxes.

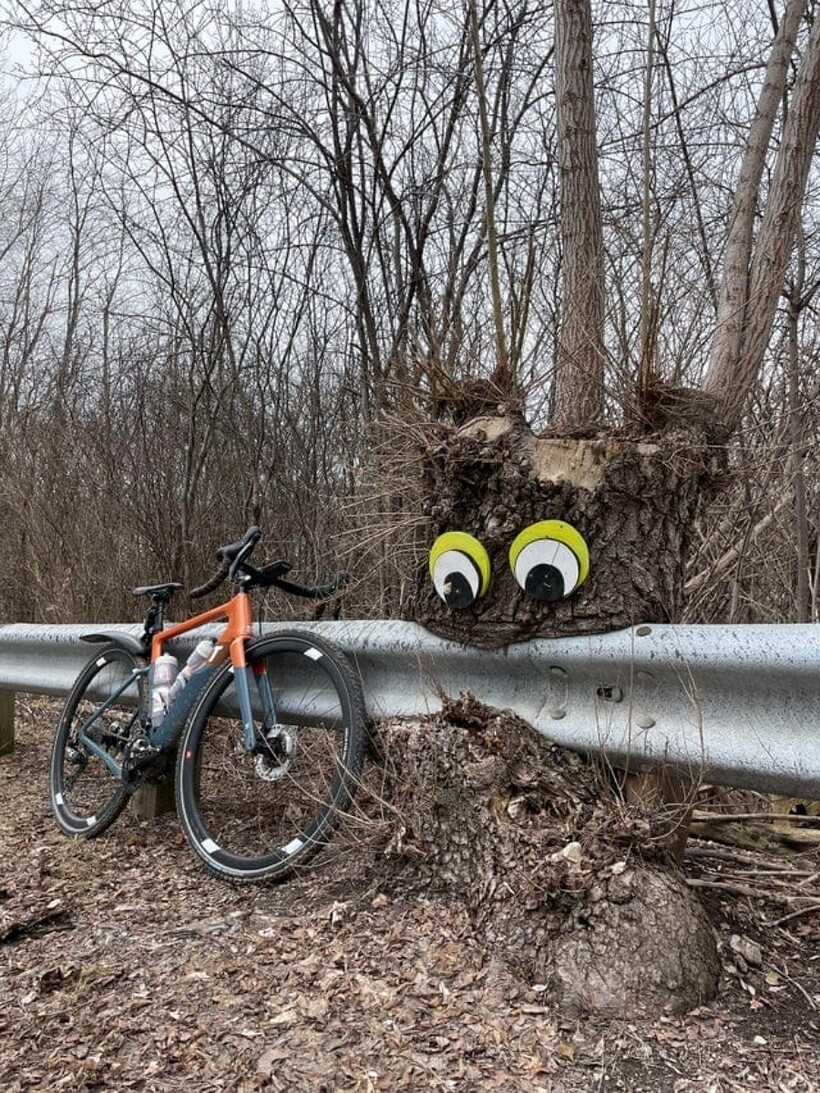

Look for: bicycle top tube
[149,589,253,670]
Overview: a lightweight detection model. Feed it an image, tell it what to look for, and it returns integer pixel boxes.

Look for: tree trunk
[551,0,606,430]
[705,8,820,437]
[395,0,820,1024]
[376,695,720,1019]
[400,398,727,1016]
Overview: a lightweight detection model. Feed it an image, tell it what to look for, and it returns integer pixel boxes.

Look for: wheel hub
[253,725,296,782]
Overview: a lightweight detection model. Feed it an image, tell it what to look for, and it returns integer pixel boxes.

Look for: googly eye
[429,531,491,609]
[508,520,590,602]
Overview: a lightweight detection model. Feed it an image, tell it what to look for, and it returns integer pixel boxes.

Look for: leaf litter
[1,696,819,1091]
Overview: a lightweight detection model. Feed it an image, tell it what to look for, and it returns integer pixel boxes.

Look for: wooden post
[129,777,176,819]
[0,690,14,755]
[129,747,178,820]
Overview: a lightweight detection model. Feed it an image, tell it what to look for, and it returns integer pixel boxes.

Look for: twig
[729,867,819,879]
[693,811,820,824]
[687,877,820,909]
[685,843,763,861]
[767,962,818,1010]
[686,877,789,901]
[762,903,820,928]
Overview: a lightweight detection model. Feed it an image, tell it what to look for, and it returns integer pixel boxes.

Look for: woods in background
[0,0,818,626]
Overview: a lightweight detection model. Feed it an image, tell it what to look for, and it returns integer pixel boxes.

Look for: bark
[468,0,512,396]
[376,696,720,1019]
[411,409,721,648]
[705,6,820,437]
[707,1,803,385]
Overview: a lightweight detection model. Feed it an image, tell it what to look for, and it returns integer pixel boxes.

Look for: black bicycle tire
[175,632,368,882]
[49,644,145,837]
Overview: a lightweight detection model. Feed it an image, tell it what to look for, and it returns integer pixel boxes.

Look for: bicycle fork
[243,659,295,781]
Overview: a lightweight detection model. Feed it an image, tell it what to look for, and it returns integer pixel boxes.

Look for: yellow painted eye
[508,520,590,602]
[429,532,491,609]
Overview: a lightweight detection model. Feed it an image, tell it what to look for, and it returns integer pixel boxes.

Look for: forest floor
[2,696,820,1092]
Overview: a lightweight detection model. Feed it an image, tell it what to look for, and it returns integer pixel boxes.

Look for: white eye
[509,521,589,602]
[429,532,491,609]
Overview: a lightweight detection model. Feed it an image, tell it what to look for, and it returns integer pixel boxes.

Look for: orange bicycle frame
[149,588,254,670]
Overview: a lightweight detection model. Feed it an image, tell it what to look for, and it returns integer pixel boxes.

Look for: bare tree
[704,0,820,438]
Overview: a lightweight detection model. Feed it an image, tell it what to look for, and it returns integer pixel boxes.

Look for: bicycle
[48,526,368,882]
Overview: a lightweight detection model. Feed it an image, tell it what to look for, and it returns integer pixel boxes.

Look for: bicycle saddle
[132,582,184,600]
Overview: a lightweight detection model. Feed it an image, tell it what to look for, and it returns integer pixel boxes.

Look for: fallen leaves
[1,700,820,1091]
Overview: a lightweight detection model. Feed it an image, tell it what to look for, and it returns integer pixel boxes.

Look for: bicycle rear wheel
[49,644,147,837]
[175,632,367,882]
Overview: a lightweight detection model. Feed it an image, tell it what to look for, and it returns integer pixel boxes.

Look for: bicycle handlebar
[189,525,261,599]
[268,572,349,600]
[189,560,231,600]
[215,526,262,566]
[188,527,347,603]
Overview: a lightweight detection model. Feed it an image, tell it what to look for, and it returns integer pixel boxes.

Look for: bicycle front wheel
[175,632,367,882]
[49,644,147,837]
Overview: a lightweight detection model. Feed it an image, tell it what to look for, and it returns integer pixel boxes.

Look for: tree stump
[376,696,720,1019]
[412,410,718,647]
[390,399,724,1017]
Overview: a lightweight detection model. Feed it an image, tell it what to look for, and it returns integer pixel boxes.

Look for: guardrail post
[130,777,176,820]
[0,690,14,755]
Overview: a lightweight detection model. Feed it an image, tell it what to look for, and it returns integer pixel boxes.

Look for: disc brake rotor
[253,725,296,783]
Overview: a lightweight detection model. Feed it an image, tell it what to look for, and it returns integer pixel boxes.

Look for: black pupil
[444,571,476,609]
[524,564,565,602]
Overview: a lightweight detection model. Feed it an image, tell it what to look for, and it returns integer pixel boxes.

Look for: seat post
[133,582,183,642]
[151,595,167,633]
[143,595,169,641]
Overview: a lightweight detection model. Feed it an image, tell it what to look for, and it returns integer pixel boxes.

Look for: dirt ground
[2,695,820,1092]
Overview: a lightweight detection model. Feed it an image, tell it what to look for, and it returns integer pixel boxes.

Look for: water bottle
[166,639,215,706]
[151,653,179,723]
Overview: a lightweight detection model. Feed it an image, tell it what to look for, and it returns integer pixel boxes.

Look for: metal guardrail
[0,620,818,798]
